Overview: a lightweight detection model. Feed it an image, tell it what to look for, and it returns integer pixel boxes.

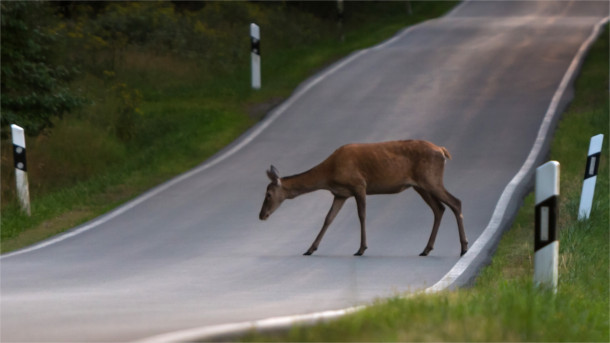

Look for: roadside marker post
[578,134,603,220]
[534,161,559,293]
[337,0,345,42]
[250,23,261,90]
[11,124,31,216]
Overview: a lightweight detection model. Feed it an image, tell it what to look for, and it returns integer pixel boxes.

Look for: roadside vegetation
[241,24,609,342]
[1,1,457,253]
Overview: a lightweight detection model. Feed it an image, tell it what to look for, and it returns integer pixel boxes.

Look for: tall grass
[241,24,609,343]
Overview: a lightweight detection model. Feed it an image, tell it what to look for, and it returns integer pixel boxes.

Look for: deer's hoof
[354,247,367,256]
[419,251,428,257]
[303,248,316,256]
[460,249,468,256]
[420,247,432,256]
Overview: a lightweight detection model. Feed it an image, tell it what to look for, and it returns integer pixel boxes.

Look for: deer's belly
[367,184,412,195]
[328,181,414,197]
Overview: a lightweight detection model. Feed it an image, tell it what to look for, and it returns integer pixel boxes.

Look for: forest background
[1,1,454,252]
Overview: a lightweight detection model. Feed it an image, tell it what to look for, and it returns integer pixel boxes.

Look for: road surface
[2,1,608,341]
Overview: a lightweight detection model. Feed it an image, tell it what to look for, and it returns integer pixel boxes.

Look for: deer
[258,139,468,257]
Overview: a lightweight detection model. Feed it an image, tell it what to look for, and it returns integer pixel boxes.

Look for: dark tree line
[1,1,412,138]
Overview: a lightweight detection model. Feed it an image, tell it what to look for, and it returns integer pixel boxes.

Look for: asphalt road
[2,1,608,341]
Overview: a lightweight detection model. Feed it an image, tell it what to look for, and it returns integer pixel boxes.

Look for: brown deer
[259,140,467,257]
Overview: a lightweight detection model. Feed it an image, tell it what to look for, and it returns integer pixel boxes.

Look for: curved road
[2,1,608,341]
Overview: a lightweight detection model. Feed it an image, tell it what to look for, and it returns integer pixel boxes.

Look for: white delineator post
[534,161,560,293]
[11,124,31,216]
[578,134,603,220]
[337,0,345,42]
[250,23,261,90]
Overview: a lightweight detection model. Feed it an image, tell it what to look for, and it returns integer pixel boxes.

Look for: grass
[240,24,609,343]
[1,1,458,253]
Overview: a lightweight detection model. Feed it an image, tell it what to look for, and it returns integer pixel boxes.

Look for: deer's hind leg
[429,187,468,256]
[414,186,445,256]
[353,189,368,256]
[304,196,346,256]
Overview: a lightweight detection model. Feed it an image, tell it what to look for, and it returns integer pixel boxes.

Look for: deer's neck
[281,166,328,199]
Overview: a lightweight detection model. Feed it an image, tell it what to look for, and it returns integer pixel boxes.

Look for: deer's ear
[267,165,280,184]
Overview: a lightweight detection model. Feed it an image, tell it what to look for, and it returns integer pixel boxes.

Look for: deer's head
[259,165,286,220]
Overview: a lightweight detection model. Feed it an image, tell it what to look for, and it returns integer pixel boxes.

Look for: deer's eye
[266,193,271,199]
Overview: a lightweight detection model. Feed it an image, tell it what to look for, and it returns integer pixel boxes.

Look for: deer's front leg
[304,196,346,256]
[354,191,367,256]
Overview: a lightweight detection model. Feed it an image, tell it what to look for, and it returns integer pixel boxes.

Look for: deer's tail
[440,147,452,160]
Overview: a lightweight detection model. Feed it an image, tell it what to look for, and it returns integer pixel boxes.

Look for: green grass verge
[1,2,458,253]
[241,24,609,343]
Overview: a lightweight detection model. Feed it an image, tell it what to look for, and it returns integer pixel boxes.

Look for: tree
[1,1,83,137]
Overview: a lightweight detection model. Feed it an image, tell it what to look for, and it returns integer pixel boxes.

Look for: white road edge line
[426,15,610,292]
[134,14,610,343]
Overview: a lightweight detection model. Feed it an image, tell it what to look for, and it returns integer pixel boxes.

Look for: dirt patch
[246,96,286,121]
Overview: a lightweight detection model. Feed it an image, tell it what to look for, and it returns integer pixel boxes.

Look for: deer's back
[323,140,447,194]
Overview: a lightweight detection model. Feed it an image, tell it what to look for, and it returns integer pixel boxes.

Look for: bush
[0,1,84,136]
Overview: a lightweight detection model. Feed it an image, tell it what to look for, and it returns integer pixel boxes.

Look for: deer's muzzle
[259,211,269,221]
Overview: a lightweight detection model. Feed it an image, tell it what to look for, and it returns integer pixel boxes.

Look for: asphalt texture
[2,1,608,341]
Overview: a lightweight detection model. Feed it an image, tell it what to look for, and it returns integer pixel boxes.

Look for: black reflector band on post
[584,152,601,179]
[251,38,260,55]
[535,195,557,251]
[13,144,27,172]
